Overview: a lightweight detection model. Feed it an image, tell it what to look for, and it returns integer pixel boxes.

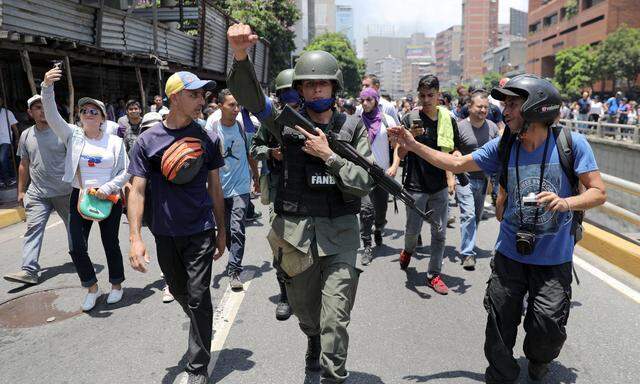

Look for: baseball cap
[78,97,107,117]
[27,95,42,108]
[140,112,163,131]
[165,71,216,97]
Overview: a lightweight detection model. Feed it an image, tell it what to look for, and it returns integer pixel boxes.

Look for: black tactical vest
[274,111,362,218]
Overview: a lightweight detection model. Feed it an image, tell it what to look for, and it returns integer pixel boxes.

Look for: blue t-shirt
[127,121,225,237]
[472,132,598,265]
[606,97,619,115]
[217,122,251,198]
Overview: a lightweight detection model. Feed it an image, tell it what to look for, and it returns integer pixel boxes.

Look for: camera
[52,60,64,70]
[516,227,536,255]
[522,192,538,207]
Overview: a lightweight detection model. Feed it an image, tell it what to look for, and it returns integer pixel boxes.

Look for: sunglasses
[80,108,100,116]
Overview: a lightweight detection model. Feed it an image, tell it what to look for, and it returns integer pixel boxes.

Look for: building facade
[363,36,408,74]
[510,7,528,37]
[461,0,499,80]
[527,0,640,78]
[435,25,463,87]
[374,56,404,100]
[314,0,336,36]
[335,4,355,48]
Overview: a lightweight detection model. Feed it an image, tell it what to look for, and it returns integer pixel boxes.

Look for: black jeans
[69,188,124,288]
[484,252,573,384]
[154,229,215,375]
[359,185,389,246]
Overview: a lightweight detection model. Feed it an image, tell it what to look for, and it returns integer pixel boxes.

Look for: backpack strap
[497,127,516,190]
[553,125,578,193]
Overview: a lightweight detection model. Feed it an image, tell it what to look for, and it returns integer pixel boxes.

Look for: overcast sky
[336,0,529,55]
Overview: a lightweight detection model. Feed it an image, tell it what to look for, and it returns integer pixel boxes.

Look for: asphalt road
[0,199,638,384]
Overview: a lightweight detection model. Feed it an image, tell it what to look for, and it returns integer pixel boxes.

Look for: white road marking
[18,219,63,238]
[574,256,640,304]
[209,270,256,364]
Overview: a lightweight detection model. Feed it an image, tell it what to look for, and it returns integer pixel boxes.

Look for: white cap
[141,112,163,130]
[158,108,170,118]
[27,95,42,109]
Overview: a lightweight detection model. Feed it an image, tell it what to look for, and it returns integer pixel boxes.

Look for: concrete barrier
[0,207,25,229]
[579,222,640,278]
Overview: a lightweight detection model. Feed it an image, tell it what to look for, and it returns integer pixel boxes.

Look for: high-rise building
[510,7,528,37]
[402,61,436,97]
[527,0,640,79]
[435,25,463,87]
[461,0,499,80]
[335,4,355,48]
[363,36,408,74]
[293,0,311,55]
[314,0,336,36]
[374,56,404,100]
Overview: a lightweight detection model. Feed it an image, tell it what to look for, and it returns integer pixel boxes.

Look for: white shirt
[205,109,261,133]
[150,105,169,114]
[369,113,395,170]
[103,120,120,136]
[75,133,118,189]
[0,108,18,144]
[590,101,603,116]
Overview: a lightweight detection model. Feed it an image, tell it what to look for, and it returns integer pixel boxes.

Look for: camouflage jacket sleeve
[227,58,283,144]
[326,121,374,198]
[249,122,273,161]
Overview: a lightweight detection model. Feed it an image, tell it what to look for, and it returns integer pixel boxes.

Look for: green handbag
[76,168,118,221]
[77,188,114,221]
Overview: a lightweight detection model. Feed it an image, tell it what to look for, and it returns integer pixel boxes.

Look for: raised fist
[227,23,259,61]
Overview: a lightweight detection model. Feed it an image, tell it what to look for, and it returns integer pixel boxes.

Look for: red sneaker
[427,275,449,295]
[399,250,412,270]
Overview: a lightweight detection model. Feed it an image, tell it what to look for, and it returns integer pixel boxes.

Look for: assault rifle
[275,105,440,231]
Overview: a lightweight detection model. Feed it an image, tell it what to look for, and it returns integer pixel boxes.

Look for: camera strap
[515,131,551,232]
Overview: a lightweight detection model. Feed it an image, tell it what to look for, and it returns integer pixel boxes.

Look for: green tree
[595,26,640,91]
[216,0,300,84]
[482,71,502,90]
[303,32,365,97]
[554,44,595,98]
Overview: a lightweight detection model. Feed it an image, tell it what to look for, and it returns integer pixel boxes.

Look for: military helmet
[275,68,295,91]
[293,50,343,90]
[490,74,561,123]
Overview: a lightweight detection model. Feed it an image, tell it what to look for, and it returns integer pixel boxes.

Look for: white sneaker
[162,285,174,303]
[106,288,123,304]
[81,288,102,311]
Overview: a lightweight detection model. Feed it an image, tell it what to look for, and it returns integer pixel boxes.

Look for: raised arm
[41,67,74,143]
[388,126,482,174]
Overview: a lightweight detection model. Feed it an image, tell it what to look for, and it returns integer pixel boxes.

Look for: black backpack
[497,125,584,243]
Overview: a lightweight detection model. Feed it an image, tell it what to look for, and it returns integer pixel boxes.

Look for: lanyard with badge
[514,132,550,255]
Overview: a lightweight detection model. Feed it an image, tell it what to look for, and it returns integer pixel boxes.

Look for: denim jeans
[0,143,16,184]
[404,188,449,275]
[224,193,250,275]
[22,193,72,273]
[359,185,389,246]
[456,177,488,259]
[69,188,125,287]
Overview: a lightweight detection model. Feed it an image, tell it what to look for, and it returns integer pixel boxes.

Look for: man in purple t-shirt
[127,71,225,384]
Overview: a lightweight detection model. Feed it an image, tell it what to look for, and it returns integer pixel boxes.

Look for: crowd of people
[560,90,640,125]
[0,23,608,384]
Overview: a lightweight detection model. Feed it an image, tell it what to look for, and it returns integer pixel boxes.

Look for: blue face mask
[305,97,335,113]
[280,89,301,105]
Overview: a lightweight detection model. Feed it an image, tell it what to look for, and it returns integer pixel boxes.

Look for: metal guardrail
[594,172,640,228]
[558,119,640,144]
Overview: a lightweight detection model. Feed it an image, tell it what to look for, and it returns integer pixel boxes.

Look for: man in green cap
[227,23,374,383]
[250,67,300,321]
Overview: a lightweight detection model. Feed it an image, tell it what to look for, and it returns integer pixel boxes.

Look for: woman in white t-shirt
[42,66,129,312]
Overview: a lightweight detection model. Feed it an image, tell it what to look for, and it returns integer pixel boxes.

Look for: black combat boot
[305,334,322,372]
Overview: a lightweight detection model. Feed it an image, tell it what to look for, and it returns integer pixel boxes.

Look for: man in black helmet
[389,74,606,383]
[227,24,373,383]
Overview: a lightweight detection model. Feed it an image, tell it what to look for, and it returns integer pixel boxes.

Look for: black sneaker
[275,299,292,321]
[246,210,263,222]
[361,246,373,266]
[229,273,243,291]
[462,255,476,271]
[186,371,208,384]
[528,361,549,381]
[374,230,383,247]
[305,334,322,372]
